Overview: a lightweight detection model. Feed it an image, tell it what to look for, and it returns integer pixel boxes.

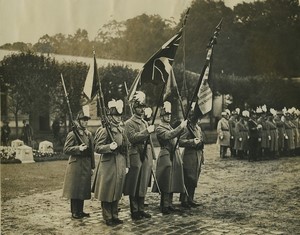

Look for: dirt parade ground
[1,144,300,235]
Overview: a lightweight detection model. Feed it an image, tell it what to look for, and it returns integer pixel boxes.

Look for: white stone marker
[16,145,34,163]
[39,141,54,153]
[11,139,24,148]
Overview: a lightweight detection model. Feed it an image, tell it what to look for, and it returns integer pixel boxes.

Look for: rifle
[60,73,84,144]
[93,52,114,142]
[124,82,162,195]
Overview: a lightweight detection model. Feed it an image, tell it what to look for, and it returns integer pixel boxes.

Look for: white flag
[197,64,212,114]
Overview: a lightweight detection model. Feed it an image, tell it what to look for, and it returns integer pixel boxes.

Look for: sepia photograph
[1,0,300,234]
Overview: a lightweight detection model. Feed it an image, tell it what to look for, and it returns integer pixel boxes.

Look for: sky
[0,0,255,45]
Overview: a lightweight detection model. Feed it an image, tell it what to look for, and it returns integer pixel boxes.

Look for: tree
[0,51,59,132]
[232,0,300,76]
[122,14,175,62]
[58,61,89,120]
[33,34,55,55]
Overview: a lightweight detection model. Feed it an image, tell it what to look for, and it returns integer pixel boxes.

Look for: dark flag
[163,68,179,101]
[128,8,190,101]
[128,30,183,101]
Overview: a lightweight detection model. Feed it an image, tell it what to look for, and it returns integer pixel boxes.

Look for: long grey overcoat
[216,117,230,146]
[62,126,95,200]
[274,117,285,150]
[152,122,185,193]
[123,115,153,197]
[92,123,129,202]
[179,123,204,189]
[234,119,249,151]
[266,120,278,152]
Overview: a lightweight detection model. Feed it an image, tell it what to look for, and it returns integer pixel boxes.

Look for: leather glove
[258,137,262,142]
[79,143,87,151]
[284,135,288,140]
[109,142,118,150]
[219,135,224,140]
[268,135,271,141]
[230,136,234,139]
[180,120,188,128]
[239,137,242,142]
[147,125,155,133]
[194,138,201,144]
[126,168,129,174]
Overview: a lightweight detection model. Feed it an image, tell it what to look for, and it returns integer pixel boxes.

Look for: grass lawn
[1,160,68,202]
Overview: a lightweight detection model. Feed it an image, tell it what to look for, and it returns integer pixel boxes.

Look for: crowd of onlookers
[216,105,300,161]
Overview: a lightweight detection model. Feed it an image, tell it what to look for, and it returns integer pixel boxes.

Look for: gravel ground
[1,144,300,234]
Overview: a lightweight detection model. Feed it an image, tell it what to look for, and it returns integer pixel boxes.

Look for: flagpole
[185,18,222,119]
[172,18,223,154]
[125,81,162,195]
[93,50,114,141]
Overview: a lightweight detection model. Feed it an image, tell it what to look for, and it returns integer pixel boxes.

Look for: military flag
[163,68,179,101]
[197,60,212,115]
[80,52,99,105]
[187,19,222,118]
[127,30,183,101]
[127,8,190,102]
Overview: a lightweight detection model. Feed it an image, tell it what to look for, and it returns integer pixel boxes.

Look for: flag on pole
[185,19,222,119]
[197,63,212,114]
[163,68,178,101]
[127,30,183,101]
[127,8,190,101]
[80,53,99,105]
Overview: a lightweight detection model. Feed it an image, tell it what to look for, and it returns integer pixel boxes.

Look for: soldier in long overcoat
[228,110,238,157]
[266,113,278,158]
[283,112,296,156]
[248,111,262,161]
[216,111,230,158]
[179,105,204,208]
[62,107,95,219]
[123,91,154,220]
[291,111,300,154]
[259,110,270,159]
[92,99,129,226]
[152,101,187,215]
[274,111,286,156]
[234,111,249,159]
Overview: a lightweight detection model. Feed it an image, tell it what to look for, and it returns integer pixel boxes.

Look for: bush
[33,150,68,162]
[0,146,68,164]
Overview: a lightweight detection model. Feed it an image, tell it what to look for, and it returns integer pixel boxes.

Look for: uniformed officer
[216,111,230,158]
[234,110,249,159]
[179,102,204,208]
[123,91,154,220]
[274,110,285,157]
[248,110,262,161]
[152,101,187,214]
[283,109,296,156]
[266,109,279,159]
[62,105,95,219]
[93,99,129,226]
[228,110,238,157]
[259,105,270,159]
